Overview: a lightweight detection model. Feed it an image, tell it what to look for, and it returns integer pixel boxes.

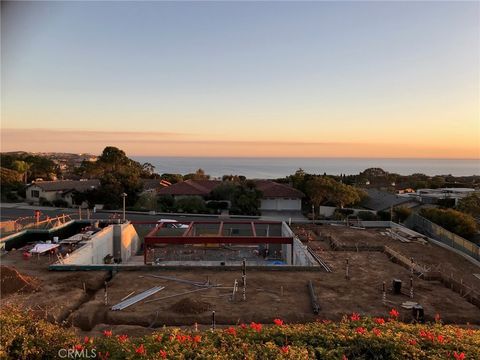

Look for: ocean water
[132,157,480,179]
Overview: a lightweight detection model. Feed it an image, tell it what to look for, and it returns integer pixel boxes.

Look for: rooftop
[28,179,100,192]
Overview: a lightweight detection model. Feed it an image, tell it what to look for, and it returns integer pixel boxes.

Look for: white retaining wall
[61,223,139,265]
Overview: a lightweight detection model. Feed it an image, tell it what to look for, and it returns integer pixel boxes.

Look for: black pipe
[307,280,320,314]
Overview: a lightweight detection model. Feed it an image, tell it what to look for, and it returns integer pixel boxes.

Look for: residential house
[157,179,304,211]
[361,188,419,212]
[26,179,100,206]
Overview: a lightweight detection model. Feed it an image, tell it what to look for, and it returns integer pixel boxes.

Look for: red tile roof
[254,180,305,198]
[157,179,222,196]
[157,179,304,199]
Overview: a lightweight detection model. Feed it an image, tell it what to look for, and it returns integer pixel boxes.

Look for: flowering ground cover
[1,306,478,359]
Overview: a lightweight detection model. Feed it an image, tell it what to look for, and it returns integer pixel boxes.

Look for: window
[31,190,40,198]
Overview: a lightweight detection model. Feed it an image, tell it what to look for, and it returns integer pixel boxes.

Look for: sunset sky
[1,1,479,158]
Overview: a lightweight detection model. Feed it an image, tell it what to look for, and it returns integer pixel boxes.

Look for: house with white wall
[26,179,100,206]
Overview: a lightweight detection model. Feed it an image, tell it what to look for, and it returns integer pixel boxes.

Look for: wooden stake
[410,276,414,299]
[242,275,246,301]
[345,258,350,280]
[104,281,108,305]
[211,311,216,330]
[382,281,386,305]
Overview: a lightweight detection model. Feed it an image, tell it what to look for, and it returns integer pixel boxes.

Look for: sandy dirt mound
[0,265,39,296]
[170,298,212,314]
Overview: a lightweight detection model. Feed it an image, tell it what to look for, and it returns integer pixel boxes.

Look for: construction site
[1,215,479,337]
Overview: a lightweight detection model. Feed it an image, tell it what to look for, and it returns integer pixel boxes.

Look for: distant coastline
[132,157,480,178]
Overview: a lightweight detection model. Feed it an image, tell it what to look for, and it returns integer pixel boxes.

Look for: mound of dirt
[170,297,212,314]
[0,266,39,296]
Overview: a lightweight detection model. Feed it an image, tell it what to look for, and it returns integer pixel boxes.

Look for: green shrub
[420,208,477,239]
[174,197,207,214]
[39,197,53,206]
[52,199,69,208]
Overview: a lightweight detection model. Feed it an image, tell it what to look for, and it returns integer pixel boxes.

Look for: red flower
[280,346,289,354]
[225,327,237,336]
[250,322,262,332]
[193,335,201,343]
[98,352,110,360]
[408,339,417,346]
[84,336,91,344]
[355,327,367,335]
[453,352,465,360]
[159,350,167,359]
[118,334,128,343]
[74,344,83,351]
[389,308,399,319]
[176,334,187,343]
[342,355,348,360]
[322,319,332,324]
[135,344,145,355]
[435,313,441,323]
[103,330,112,337]
[273,318,284,326]
[374,317,385,325]
[437,335,445,344]
[372,328,381,337]
[419,330,435,342]
[350,313,360,321]
[239,323,247,329]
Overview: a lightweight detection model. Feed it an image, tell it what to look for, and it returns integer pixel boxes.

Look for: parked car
[157,219,189,229]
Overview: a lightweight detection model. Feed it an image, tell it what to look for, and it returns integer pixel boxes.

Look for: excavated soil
[0,265,39,296]
[170,298,212,314]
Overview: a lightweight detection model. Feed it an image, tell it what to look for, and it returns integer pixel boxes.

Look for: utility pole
[121,193,127,222]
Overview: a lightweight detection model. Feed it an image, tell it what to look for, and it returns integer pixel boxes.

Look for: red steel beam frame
[251,222,257,237]
[218,221,224,236]
[131,220,282,225]
[144,223,165,264]
[182,222,195,237]
[145,236,292,245]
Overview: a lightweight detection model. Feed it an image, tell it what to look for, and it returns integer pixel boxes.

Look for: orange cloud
[1,128,478,159]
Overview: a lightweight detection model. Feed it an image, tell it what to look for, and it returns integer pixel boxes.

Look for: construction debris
[111,286,165,311]
[120,291,135,301]
[140,274,211,287]
[144,287,211,304]
[401,301,418,309]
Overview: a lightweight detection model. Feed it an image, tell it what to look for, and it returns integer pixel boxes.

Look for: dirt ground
[0,249,108,323]
[1,224,479,337]
[313,225,480,289]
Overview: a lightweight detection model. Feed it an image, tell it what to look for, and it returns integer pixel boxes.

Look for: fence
[0,214,73,238]
[404,213,480,261]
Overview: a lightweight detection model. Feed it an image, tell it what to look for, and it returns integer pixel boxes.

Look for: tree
[141,162,156,177]
[184,168,210,180]
[420,208,477,239]
[174,197,207,213]
[393,206,412,222]
[306,176,365,208]
[75,146,145,209]
[457,193,480,218]
[11,160,29,183]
